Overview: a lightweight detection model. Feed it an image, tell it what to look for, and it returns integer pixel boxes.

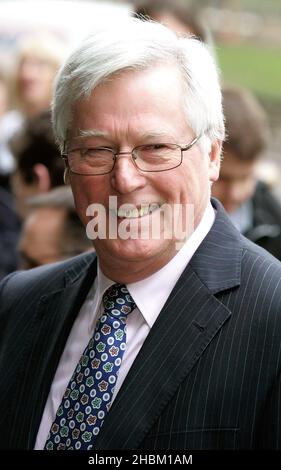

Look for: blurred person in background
[0,31,68,180]
[10,111,65,218]
[212,85,281,261]
[134,0,210,42]
[0,184,21,280]
[0,32,67,277]
[0,32,67,279]
[19,186,93,270]
[13,31,68,119]
[0,71,22,182]
[0,72,21,280]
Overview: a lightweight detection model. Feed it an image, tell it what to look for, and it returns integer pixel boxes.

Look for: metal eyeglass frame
[61,134,201,175]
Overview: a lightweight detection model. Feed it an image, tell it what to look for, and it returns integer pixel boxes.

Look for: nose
[111,152,146,194]
[19,60,37,81]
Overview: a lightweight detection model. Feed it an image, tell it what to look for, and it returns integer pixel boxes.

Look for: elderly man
[0,18,281,451]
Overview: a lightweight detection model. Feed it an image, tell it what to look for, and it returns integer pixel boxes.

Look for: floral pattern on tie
[45,284,136,450]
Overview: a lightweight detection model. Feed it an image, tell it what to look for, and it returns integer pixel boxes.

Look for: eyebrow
[77,129,176,140]
[77,129,111,139]
[138,131,177,141]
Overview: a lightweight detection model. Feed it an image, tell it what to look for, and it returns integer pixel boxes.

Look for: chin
[225,204,239,214]
[97,237,172,263]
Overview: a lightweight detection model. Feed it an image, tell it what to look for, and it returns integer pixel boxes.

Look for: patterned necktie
[45,283,136,450]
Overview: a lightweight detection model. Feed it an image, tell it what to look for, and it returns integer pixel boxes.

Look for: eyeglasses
[61,135,201,175]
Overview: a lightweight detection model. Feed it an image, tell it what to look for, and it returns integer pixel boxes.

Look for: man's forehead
[74,63,183,104]
[74,128,178,141]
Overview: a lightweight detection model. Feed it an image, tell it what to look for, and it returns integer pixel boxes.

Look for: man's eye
[143,144,169,152]
[81,148,113,157]
[153,144,167,150]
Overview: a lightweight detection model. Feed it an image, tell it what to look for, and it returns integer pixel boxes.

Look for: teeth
[114,204,160,219]
[139,206,150,217]
[149,203,160,214]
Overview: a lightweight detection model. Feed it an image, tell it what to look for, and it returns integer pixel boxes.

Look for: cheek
[12,174,26,198]
[70,175,109,221]
[180,158,209,197]
[45,71,56,88]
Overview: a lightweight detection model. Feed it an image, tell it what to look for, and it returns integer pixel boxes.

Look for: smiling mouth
[112,203,161,219]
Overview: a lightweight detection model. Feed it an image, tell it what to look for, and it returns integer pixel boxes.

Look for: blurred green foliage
[198,0,281,15]
[237,0,281,15]
[216,43,281,98]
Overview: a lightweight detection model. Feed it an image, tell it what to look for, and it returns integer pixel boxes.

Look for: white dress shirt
[35,202,215,449]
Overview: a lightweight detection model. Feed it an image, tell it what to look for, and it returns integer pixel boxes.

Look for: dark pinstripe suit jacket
[1,199,281,450]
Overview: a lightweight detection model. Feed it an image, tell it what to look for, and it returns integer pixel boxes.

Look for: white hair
[52,18,224,152]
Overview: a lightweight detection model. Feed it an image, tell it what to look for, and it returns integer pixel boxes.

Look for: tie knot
[102,283,136,319]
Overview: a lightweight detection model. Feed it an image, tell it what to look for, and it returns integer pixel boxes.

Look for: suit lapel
[23,254,97,448]
[94,266,231,450]
[19,199,243,450]
[94,200,243,449]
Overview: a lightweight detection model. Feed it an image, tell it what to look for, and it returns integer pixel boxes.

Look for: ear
[32,163,51,192]
[208,139,222,184]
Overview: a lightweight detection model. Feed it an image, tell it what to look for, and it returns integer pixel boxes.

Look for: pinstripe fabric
[0,253,97,449]
[1,199,281,449]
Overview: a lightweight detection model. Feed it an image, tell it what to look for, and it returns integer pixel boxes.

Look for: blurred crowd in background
[0,0,281,280]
